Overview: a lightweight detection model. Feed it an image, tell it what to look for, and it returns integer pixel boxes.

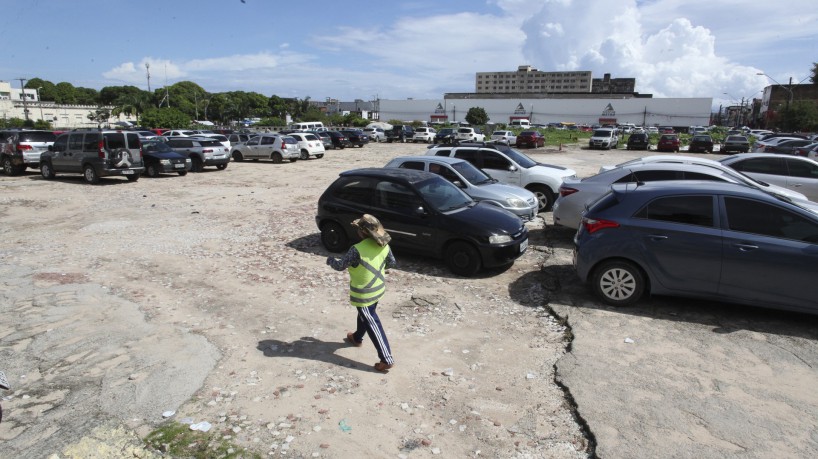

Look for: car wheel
[272,152,283,164]
[289,158,298,163]
[591,260,645,306]
[232,151,244,162]
[320,221,349,252]
[2,157,21,176]
[216,163,227,170]
[40,161,55,179]
[300,149,310,160]
[126,174,139,182]
[528,185,554,212]
[146,163,160,177]
[445,241,482,277]
[83,164,100,184]
[191,157,204,172]
[178,170,188,176]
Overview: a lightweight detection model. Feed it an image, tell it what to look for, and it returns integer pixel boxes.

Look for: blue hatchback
[574,181,818,314]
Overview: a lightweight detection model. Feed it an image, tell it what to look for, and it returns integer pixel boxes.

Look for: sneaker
[374,362,393,372]
[345,332,363,347]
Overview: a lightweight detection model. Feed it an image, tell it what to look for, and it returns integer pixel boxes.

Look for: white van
[290,121,325,132]
[509,119,531,128]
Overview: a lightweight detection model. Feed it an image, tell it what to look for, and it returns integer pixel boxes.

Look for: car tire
[445,241,482,277]
[40,161,56,179]
[178,170,188,176]
[528,184,554,212]
[316,154,324,159]
[289,158,298,163]
[191,157,204,172]
[126,174,140,182]
[300,149,310,160]
[3,156,23,176]
[591,260,645,307]
[320,221,349,253]
[83,165,100,184]
[146,163,160,177]
[232,151,244,162]
[272,152,283,164]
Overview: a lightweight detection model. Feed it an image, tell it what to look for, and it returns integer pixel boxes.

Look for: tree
[87,107,111,127]
[779,101,818,132]
[112,90,154,125]
[140,107,191,129]
[811,62,818,85]
[465,107,489,126]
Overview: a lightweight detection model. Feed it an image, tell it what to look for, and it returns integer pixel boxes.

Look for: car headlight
[489,234,513,244]
[506,197,527,208]
[160,159,171,165]
[185,158,192,163]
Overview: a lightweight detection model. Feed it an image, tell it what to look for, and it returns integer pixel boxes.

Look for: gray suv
[40,130,145,184]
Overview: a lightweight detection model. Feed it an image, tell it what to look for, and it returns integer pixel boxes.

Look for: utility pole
[17,78,29,120]
[146,63,151,92]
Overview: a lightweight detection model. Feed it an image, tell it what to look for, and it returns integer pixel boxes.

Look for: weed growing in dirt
[145,422,262,459]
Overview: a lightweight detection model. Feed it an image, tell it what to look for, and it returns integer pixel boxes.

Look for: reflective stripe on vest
[348,239,389,307]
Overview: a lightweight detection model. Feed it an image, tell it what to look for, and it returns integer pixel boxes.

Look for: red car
[656,134,680,152]
[515,130,545,148]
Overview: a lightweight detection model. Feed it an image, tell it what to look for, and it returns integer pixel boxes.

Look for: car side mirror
[453,180,465,188]
[508,165,517,172]
[48,145,53,151]
[414,206,428,216]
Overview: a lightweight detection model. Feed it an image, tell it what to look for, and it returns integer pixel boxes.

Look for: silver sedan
[718,153,818,202]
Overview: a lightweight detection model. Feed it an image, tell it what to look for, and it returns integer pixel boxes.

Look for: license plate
[121,170,133,175]
[519,238,529,253]
[174,163,184,168]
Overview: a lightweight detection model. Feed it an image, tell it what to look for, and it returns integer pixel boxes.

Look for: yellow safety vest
[348,239,389,307]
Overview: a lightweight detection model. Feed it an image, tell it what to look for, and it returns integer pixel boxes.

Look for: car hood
[444,201,523,236]
[145,151,187,160]
[474,182,536,203]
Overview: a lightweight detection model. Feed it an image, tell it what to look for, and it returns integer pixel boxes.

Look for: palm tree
[112,91,154,125]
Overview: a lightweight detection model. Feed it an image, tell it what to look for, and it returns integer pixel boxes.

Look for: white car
[455,127,485,142]
[412,126,437,143]
[599,155,808,202]
[287,132,326,159]
[647,127,659,134]
[190,133,231,150]
[490,130,517,144]
[162,130,197,137]
[363,127,386,142]
[718,153,818,202]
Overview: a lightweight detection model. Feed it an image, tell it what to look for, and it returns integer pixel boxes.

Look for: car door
[242,136,261,159]
[719,196,818,311]
[259,136,277,159]
[478,150,522,187]
[628,195,723,295]
[783,157,818,201]
[372,179,438,256]
[727,156,789,191]
[60,132,86,172]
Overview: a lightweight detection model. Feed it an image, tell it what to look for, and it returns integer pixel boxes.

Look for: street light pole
[36,87,44,121]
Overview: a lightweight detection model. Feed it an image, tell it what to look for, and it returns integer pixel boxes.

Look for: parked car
[363,127,386,142]
[748,129,773,139]
[755,138,813,155]
[161,130,197,137]
[228,134,299,163]
[687,134,714,153]
[309,130,334,150]
[412,126,437,143]
[165,137,230,171]
[316,167,529,276]
[340,129,370,148]
[718,153,818,202]
[425,143,577,211]
[656,134,680,152]
[588,128,619,150]
[191,133,231,150]
[385,125,415,143]
[515,130,545,148]
[552,161,795,230]
[40,130,145,184]
[326,130,353,149]
[227,133,253,145]
[721,135,751,153]
[455,127,485,142]
[573,180,818,314]
[647,127,659,135]
[625,132,649,150]
[1,129,56,175]
[434,128,457,145]
[598,155,807,201]
[490,130,517,145]
[140,140,191,177]
[384,156,538,221]
[793,142,818,159]
[287,132,326,159]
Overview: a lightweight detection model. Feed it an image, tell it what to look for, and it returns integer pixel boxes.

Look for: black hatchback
[326,131,352,149]
[626,132,650,150]
[316,168,529,276]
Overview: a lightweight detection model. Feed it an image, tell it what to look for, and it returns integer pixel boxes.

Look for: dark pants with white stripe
[352,302,394,365]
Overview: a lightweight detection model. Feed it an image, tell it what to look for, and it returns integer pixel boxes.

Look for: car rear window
[19,131,57,142]
[283,137,298,145]
[199,140,223,146]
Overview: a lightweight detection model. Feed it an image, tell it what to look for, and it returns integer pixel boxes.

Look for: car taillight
[203,149,213,153]
[16,144,33,151]
[98,139,105,158]
[581,217,620,234]
[559,186,579,197]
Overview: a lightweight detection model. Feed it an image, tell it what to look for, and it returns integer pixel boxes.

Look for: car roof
[339,167,439,185]
[390,155,468,166]
[610,180,773,199]
[720,153,818,164]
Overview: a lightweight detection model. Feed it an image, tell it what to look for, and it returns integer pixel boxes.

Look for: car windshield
[415,176,472,212]
[593,130,611,137]
[692,136,710,141]
[501,147,538,168]
[726,136,748,142]
[451,160,493,185]
[143,141,173,153]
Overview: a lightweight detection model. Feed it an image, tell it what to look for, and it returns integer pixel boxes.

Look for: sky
[1,0,815,110]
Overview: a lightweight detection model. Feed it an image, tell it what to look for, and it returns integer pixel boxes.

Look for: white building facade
[0,81,136,129]
[380,97,713,128]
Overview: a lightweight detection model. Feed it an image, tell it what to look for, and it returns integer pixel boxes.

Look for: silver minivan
[384,155,539,221]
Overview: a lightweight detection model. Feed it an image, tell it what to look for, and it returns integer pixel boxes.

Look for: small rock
[624,337,635,344]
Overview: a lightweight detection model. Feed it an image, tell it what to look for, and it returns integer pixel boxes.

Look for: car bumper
[204,157,230,166]
[158,162,191,173]
[98,166,146,177]
[478,236,529,268]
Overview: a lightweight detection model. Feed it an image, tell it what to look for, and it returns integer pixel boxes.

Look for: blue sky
[1,0,815,109]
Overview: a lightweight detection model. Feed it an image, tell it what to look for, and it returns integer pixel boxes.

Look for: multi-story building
[476,66,592,94]
[591,73,636,94]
